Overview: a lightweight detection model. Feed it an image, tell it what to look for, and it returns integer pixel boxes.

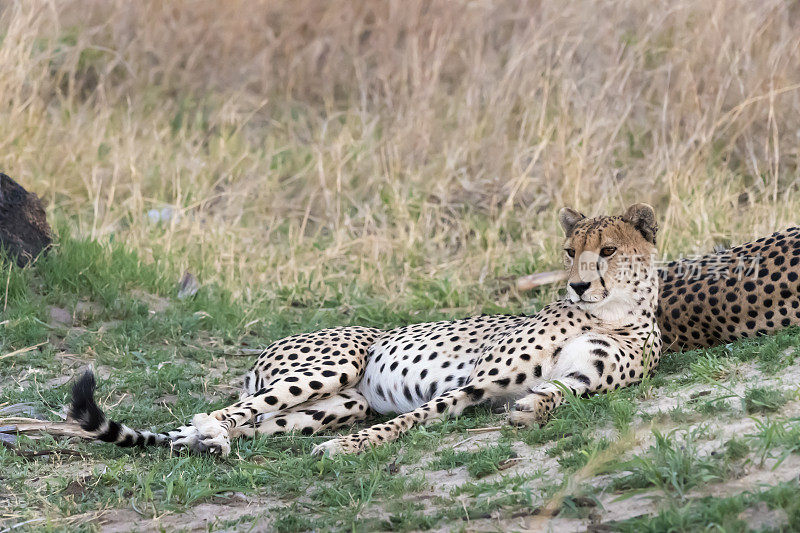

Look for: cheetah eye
[600,246,617,258]
[564,248,575,258]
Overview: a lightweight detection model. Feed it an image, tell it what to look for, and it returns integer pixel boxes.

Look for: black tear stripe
[596,229,607,289]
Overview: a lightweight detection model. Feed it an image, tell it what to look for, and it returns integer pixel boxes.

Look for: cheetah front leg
[508,335,640,427]
[311,381,501,457]
[508,376,595,427]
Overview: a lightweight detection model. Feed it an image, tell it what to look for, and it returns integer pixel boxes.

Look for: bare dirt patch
[99,493,278,533]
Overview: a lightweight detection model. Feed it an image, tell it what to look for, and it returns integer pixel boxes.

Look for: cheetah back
[658,227,800,350]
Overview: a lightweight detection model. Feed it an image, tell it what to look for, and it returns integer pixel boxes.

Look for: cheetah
[70,203,662,456]
[657,226,800,350]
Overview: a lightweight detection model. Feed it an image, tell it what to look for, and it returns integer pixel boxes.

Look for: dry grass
[1,0,800,304]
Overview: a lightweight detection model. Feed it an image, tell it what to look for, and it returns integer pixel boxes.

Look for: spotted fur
[310,204,662,455]
[658,227,800,350]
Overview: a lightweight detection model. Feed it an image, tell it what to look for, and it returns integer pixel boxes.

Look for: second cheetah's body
[658,226,800,350]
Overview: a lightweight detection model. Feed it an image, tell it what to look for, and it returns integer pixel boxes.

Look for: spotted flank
[357,315,527,414]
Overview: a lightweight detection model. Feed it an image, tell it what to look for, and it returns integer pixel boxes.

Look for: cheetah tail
[69,370,189,449]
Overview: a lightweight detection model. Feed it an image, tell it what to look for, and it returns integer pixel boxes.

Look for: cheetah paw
[507,398,548,427]
[190,413,231,456]
[311,437,366,457]
[169,425,201,452]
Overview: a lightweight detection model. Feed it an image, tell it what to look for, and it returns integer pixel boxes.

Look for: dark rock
[0,173,51,266]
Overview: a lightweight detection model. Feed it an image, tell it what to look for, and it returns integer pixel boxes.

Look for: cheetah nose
[570,282,590,297]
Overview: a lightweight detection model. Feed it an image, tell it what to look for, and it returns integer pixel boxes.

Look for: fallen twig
[0,517,46,533]
[466,426,502,434]
[223,348,265,356]
[497,457,523,471]
[1,426,68,453]
[516,270,568,292]
[452,436,476,448]
[0,417,92,439]
[0,342,47,360]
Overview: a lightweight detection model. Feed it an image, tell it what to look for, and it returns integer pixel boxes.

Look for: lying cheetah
[70,203,662,456]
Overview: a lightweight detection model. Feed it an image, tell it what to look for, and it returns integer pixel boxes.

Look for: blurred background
[2,0,799,308]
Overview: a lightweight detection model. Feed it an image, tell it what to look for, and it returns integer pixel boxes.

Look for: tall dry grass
[1,0,799,307]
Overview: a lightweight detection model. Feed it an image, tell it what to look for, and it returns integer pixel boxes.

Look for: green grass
[608,428,735,498]
[750,417,800,467]
[428,443,516,479]
[743,387,788,414]
[690,352,738,384]
[611,480,800,532]
[4,1,800,529]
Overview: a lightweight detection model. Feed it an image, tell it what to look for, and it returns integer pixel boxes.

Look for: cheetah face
[559,203,658,313]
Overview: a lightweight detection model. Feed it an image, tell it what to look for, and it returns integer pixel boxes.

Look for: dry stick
[0,419,91,458]
[224,348,265,356]
[466,426,502,434]
[0,342,48,360]
[0,518,46,533]
[0,417,93,439]
[516,270,568,292]
[452,436,476,448]
[497,457,523,471]
[3,266,10,313]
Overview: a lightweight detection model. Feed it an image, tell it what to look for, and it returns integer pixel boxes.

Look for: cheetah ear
[559,207,585,237]
[622,203,658,244]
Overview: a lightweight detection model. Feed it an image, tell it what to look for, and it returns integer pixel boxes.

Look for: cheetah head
[559,203,658,316]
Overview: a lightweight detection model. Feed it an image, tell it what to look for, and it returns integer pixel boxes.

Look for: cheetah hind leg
[190,367,367,454]
[187,328,380,455]
[190,383,347,455]
[230,389,371,438]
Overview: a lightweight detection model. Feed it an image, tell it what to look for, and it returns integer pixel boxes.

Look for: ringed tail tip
[69,370,106,433]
